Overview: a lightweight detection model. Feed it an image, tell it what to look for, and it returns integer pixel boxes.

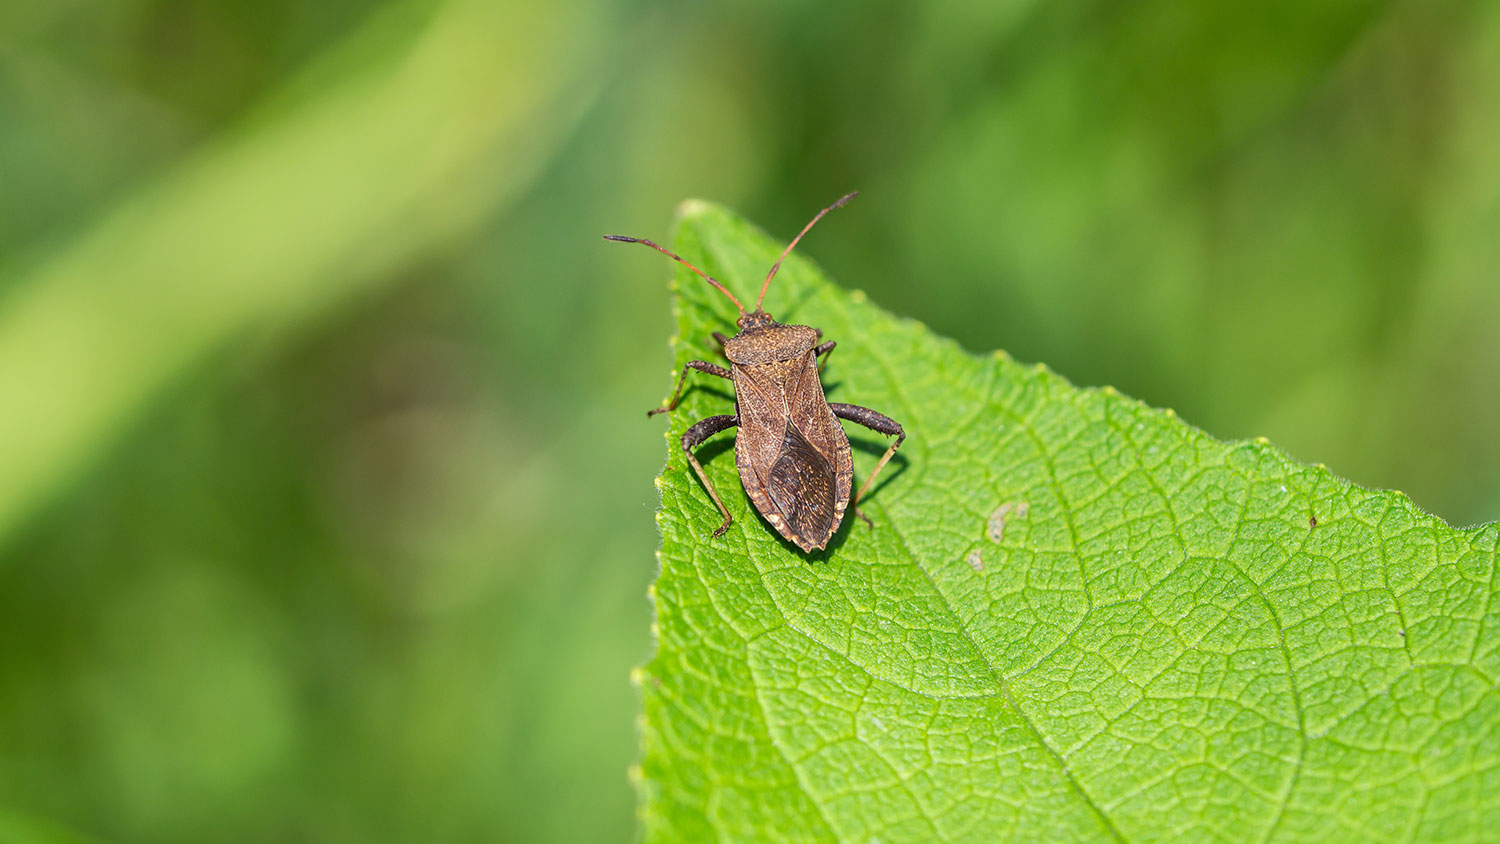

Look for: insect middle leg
[647,360,731,416]
[681,414,739,537]
[829,402,905,526]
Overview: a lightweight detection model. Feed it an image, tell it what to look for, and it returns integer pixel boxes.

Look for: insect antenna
[755,191,858,311]
[603,235,745,314]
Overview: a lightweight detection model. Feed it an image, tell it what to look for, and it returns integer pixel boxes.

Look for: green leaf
[637,200,1500,843]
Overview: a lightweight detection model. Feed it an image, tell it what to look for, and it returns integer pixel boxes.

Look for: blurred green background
[0,0,1497,841]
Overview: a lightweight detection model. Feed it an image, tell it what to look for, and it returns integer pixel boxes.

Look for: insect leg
[681,414,739,537]
[814,340,836,373]
[712,331,732,352]
[648,360,731,417]
[829,403,905,526]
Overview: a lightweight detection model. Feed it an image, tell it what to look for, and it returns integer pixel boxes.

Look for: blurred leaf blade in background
[0,0,655,841]
[0,0,601,549]
[0,808,98,844]
[641,201,1500,843]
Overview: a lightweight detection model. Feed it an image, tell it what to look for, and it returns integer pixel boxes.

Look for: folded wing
[766,419,837,543]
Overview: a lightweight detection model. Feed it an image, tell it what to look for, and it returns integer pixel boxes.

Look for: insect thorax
[723,321,819,366]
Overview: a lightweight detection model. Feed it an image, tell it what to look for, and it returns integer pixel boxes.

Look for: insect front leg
[647,360,731,417]
[829,402,905,527]
[681,414,739,537]
[814,339,836,374]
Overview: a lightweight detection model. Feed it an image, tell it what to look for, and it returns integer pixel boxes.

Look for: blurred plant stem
[0,0,599,553]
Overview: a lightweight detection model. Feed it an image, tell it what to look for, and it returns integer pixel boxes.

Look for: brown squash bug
[606,192,905,552]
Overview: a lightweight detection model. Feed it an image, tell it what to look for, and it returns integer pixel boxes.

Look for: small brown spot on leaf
[966,549,984,571]
[987,500,1029,543]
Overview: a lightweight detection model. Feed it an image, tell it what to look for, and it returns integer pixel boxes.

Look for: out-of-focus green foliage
[0,0,1496,841]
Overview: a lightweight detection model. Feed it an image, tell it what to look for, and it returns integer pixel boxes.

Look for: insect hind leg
[681,414,739,537]
[829,403,905,527]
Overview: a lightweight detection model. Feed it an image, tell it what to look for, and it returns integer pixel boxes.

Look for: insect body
[606,193,905,552]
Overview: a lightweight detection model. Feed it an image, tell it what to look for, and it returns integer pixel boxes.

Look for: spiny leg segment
[680,414,739,536]
[829,402,905,527]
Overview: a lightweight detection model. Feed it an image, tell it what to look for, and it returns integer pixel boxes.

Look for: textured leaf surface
[637,201,1500,843]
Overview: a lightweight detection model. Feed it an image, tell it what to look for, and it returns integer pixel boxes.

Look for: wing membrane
[766,419,836,542]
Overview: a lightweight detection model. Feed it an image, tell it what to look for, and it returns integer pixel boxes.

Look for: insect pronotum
[606,192,905,552]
